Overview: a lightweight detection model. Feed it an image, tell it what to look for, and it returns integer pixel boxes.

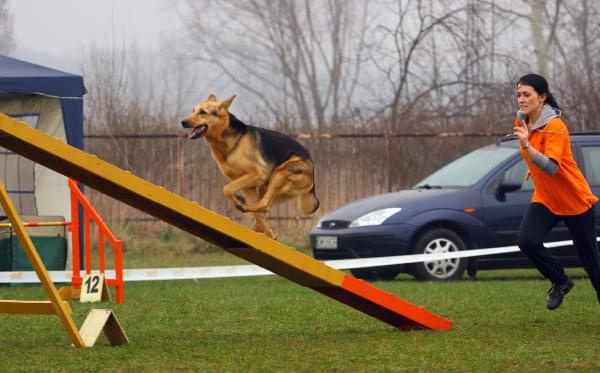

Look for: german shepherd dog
[181,95,319,239]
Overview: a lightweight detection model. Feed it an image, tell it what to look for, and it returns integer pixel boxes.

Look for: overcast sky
[7,0,178,73]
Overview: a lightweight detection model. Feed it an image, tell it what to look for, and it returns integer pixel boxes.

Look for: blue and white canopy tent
[0,54,86,219]
[0,55,86,271]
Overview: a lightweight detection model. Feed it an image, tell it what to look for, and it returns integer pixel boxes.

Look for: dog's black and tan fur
[181,95,319,239]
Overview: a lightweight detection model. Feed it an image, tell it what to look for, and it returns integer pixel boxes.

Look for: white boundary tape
[2,238,596,283]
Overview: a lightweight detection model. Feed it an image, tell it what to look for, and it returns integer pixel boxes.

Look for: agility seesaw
[0,113,452,331]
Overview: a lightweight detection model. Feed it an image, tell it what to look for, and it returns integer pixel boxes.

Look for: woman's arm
[514,120,559,176]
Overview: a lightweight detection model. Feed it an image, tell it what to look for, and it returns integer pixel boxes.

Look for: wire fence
[84,132,505,241]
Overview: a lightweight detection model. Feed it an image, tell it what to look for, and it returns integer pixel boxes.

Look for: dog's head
[181,95,236,139]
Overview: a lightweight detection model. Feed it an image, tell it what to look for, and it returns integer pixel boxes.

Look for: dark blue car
[311,134,600,281]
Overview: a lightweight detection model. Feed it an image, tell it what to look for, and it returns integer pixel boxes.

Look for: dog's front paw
[253,225,276,239]
[264,229,277,240]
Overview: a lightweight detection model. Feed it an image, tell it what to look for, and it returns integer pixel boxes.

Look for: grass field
[1,226,600,372]
[2,259,600,372]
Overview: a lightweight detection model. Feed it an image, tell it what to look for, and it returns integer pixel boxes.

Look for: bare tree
[366,1,468,130]
[546,0,600,130]
[0,0,15,55]
[525,0,562,78]
[176,0,370,131]
[83,41,187,132]
[78,0,600,241]
[452,1,526,131]
[491,0,600,130]
[363,0,531,133]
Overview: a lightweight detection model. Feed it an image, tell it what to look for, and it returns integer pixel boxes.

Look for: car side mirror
[498,179,522,193]
[496,179,522,200]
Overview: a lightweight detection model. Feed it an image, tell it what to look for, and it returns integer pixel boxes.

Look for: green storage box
[0,215,67,271]
[0,235,67,271]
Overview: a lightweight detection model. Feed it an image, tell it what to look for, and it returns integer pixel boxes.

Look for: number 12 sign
[80,273,109,303]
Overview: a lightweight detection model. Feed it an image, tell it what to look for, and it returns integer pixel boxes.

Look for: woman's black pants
[517,203,600,294]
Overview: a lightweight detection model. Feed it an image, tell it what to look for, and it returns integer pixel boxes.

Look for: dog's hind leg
[243,171,291,213]
[245,159,314,214]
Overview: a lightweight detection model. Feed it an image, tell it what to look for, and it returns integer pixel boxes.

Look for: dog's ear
[207,94,217,102]
[220,95,236,110]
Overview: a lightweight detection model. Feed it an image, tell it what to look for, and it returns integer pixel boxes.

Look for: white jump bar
[2,238,593,283]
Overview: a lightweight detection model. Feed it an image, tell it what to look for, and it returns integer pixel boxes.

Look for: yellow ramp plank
[0,113,452,330]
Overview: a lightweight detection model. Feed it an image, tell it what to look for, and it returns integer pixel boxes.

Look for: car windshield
[414,145,518,188]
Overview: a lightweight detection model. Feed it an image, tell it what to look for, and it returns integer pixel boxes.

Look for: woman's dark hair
[517,73,560,109]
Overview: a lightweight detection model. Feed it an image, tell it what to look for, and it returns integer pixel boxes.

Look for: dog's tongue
[188,125,208,139]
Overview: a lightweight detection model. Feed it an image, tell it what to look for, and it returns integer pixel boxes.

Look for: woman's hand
[513,119,529,147]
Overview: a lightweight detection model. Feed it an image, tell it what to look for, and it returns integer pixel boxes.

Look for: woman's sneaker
[546,279,574,310]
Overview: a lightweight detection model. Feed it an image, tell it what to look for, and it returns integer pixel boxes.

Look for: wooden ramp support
[58,286,81,302]
[0,113,452,331]
[79,309,128,347]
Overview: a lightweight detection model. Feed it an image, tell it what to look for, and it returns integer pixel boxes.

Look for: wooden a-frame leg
[0,181,86,347]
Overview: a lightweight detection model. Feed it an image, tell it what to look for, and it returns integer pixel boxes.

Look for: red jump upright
[69,179,124,304]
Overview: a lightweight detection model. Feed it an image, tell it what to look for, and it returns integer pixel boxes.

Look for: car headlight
[349,208,401,227]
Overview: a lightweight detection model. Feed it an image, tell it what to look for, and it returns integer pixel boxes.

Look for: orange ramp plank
[0,113,452,331]
[315,275,451,330]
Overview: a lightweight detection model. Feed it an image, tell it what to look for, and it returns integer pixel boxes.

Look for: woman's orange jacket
[517,117,598,215]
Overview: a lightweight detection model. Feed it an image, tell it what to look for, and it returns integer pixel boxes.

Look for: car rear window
[415,145,518,188]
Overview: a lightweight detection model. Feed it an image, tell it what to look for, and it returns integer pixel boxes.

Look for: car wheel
[350,266,401,281]
[410,228,467,281]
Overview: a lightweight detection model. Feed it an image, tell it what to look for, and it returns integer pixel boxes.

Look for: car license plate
[316,236,337,249]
